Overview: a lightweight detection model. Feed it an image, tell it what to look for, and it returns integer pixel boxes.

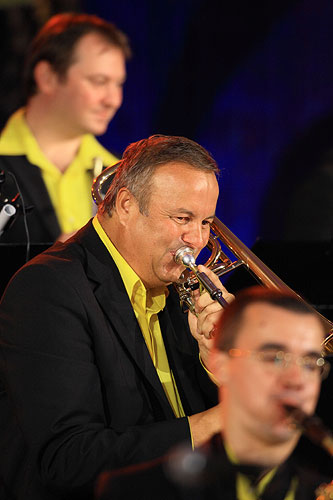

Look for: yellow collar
[0,107,116,175]
[225,442,277,498]
[92,216,167,311]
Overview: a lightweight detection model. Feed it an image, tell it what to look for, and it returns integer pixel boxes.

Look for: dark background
[2,1,333,240]
[1,0,332,312]
[0,0,332,471]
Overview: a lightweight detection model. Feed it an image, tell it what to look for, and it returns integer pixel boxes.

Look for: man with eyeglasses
[97,286,332,500]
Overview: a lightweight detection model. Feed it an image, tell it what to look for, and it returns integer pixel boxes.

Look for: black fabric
[97,434,332,500]
[0,221,218,500]
[0,155,61,243]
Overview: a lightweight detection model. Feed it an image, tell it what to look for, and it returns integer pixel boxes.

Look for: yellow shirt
[225,443,297,500]
[0,108,118,234]
[92,216,185,418]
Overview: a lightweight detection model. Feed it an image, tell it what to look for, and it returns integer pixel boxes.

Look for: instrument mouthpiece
[174,247,196,268]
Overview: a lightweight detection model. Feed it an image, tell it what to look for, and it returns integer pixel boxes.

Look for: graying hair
[100,134,219,216]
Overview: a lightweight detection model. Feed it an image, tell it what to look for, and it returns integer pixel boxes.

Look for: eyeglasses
[227,348,331,380]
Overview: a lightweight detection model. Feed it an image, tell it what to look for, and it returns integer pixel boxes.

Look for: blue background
[81,0,333,247]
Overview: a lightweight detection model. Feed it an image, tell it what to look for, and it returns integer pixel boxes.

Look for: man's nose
[104,84,123,109]
[280,361,306,388]
[182,223,206,250]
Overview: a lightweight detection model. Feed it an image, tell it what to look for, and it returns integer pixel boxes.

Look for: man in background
[97,287,332,499]
[0,12,130,243]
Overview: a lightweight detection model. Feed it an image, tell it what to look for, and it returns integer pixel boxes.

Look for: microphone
[164,444,209,487]
[0,203,17,237]
[0,170,18,238]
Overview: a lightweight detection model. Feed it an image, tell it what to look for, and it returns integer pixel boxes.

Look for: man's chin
[160,275,178,286]
[164,266,186,284]
[269,416,302,442]
[91,124,109,136]
[89,116,114,136]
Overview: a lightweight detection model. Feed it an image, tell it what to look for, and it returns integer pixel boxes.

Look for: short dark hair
[100,134,219,217]
[24,12,131,99]
[214,286,325,352]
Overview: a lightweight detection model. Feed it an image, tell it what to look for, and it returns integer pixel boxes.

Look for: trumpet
[91,164,333,353]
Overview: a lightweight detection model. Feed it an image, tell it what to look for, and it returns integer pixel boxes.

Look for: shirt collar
[92,216,167,312]
[0,107,114,176]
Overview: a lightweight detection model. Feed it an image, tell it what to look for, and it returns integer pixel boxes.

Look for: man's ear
[115,187,137,224]
[33,60,58,95]
[209,348,230,386]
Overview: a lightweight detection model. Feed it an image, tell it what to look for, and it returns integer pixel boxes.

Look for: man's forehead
[151,162,218,185]
[235,302,324,348]
[72,32,123,61]
[149,164,219,211]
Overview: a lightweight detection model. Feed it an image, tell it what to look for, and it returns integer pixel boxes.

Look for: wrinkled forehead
[149,163,219,208]
[151,161,219,189]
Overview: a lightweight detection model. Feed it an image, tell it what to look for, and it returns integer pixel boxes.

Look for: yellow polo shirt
[0,108,118,234]
[92,216,185,418]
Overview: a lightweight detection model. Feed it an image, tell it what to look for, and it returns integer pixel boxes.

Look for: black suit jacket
[97,434,332,500]
[0,221,217,500]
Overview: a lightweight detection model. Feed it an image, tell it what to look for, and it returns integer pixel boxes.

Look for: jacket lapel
[159,305,200,414]
[81,226,175,418]
[159,288,217,415]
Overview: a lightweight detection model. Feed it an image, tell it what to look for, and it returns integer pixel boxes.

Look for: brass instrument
[92,164,333,353]
[284,405,333,457]
[91,163,120,206]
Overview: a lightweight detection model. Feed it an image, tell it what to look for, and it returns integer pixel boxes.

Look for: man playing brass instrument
[97,287,332,500]
[0,135,234,500]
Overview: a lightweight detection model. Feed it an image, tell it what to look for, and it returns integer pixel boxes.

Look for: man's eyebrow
[174,209,194,215]
[257,343,286,351]
[256,343,322,358]
[173,209,216,219]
